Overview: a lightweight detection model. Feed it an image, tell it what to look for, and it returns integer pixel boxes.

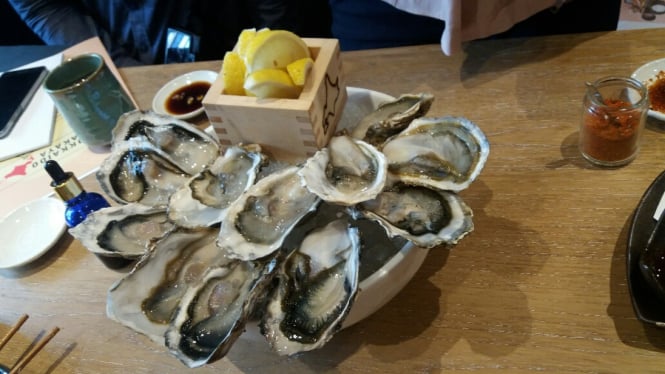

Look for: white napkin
[0,53,62,161]
[381,0,557,55]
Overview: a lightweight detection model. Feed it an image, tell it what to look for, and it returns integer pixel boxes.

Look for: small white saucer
[631,58,665,121]
[152,70,218,120]
[0,197,66,269]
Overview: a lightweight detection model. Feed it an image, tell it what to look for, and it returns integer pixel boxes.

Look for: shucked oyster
[107,226,223,343]
[298,135,387,206]
[217,165,320,261]
[350,93,434,146]
[168,144,265,228]
[69,203,174,259]
[94,90,488,366]
[112,110,220,175]
[381,116,490,192]
[165,253,281,368]
[355,182,474,248]
[97,111,221,207]
[96,138,192,207]
[261,219,361,356]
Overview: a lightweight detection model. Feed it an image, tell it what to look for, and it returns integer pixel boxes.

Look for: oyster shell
[350,93,434,146]
[96,138,192,207]
[112,110,220,175]
[381,116,490,192]
[298,135,387,206]
[106,226,223,343]
[69,203,174,259]
[165,253,281,368]
[168,145,265,228]
[355,182,473,248]
[217,165,320,261]
[260,219,360,355]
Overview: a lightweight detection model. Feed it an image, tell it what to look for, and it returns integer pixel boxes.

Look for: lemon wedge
[287,57,314,87]
[221,51,246,95]
[234,28,258,58]
[244,68,301,99]
[244,30,310,73]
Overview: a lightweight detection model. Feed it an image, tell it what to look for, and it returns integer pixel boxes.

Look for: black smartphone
[0,66,49,139]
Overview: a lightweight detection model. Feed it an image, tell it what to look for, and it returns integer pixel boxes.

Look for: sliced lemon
[234,28,257,58]
[286,57,314,87]
[221,51,246,96]
[243,68,301,99]
[244,30,310,73]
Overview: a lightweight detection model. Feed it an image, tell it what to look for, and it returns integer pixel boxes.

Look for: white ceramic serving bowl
[152,70,218,120]
[0,197,66,269]
[344,241,428,327]
[631,57,665,121]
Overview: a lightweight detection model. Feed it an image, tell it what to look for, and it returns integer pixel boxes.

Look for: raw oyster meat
[261,219,360,355]
[106,226,223,343]
[96,138,192,207]
[217,165,320,261]
[381,116,490,192]
[298,135,387,206]
[356,182,473,248]
[69,203,174,259]
[112,110,220,175]
[350,93,434,146]
[165,253,281,368]
[168,144,265,228]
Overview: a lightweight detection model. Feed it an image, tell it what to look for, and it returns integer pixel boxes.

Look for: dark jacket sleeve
[8,0,103,45]
[7,0,142,66]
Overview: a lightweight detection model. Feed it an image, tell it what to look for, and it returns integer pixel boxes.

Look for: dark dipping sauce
[165,81,211,115]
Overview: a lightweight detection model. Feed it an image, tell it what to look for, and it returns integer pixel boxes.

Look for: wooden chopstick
[9,327,60,374]
[0,315,28,352]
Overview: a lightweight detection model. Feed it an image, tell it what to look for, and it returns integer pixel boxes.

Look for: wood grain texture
[3,28,665,373]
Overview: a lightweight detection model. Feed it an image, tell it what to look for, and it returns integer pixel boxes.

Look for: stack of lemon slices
[221,28,314,99]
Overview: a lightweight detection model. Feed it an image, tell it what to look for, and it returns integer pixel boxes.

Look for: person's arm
[7,0,142,66]
[8,0,101,45]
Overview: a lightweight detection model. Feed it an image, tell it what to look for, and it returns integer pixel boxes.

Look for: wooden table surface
[3,28,665,373]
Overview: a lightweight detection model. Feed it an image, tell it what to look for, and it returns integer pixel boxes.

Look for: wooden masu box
[202,38,347,161]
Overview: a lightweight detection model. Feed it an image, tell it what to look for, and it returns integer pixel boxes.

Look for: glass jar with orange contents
[579,76,648,167]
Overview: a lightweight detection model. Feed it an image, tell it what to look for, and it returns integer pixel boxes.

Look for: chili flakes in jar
[579,76,648,167]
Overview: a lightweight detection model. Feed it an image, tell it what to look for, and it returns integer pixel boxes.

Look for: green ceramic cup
[44,53,135,146]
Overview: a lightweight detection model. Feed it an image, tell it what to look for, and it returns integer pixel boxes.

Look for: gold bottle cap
[52,172,84,201]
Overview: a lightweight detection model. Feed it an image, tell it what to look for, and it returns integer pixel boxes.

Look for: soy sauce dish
[152,70,217,120]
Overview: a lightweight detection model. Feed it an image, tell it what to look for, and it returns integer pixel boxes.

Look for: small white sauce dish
[0,197,66,269]
[631,57,665,121]
[152,70,218,120]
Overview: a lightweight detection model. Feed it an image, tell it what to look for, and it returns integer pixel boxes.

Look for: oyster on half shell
[69,203,174,259]
[165,253,281,368]
[381,116,490,192]
[217,165,320,261]
[112,110,220,175]
[168,144,265,228]
[106,226,223,343]
[355,182,474,248]
[350,93,434,146]
[261,218,361,356]
[96,138,192,207]
[298,135,387,206]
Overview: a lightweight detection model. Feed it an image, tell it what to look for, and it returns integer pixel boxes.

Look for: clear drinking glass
[579,76,649,167]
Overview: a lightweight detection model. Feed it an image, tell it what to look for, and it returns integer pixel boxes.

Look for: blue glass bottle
[45,160,130,269]
[44,160,110,227]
